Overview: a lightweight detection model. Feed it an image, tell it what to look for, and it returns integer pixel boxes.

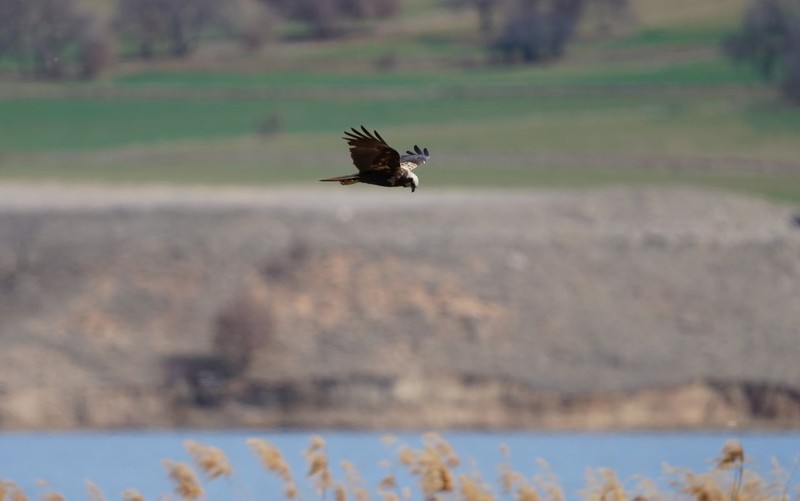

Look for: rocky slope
[0,183,798,429]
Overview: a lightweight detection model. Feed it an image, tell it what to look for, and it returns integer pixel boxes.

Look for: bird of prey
[320,126,430,193]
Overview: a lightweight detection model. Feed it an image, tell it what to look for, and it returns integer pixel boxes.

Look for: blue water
[0,430,798,499]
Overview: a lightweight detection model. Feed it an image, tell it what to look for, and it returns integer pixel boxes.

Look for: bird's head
[405,172,419,193]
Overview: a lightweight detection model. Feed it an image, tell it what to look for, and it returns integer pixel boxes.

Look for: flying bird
[320,126,430,193]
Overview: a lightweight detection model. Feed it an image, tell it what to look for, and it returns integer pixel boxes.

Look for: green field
[1,0,799,203]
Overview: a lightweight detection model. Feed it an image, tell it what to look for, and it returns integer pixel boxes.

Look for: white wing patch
[399,145,430,171]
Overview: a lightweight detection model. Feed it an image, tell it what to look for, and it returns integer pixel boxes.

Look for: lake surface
[0,430,798,499]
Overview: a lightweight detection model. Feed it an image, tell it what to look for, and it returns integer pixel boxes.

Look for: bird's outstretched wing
[343,126,401,174]
[400,144,430,171]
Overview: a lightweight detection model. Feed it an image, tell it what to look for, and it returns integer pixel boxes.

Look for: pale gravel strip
[0,182,797,245]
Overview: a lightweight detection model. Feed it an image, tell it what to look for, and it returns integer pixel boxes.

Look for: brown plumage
[320,126,430,193]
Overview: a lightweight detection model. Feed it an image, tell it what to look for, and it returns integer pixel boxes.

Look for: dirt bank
[1,183,798,429]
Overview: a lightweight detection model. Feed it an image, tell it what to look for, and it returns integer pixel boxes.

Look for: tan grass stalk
[395,434,460,497]
[715,440,745,500]
[533,460,564,501]
[184,440,233,481]
[84,480,106,501]
[162,460,204,500]
[497,442,542,501]
[379,475,397,491]
[498,443,526,494]
[121,489,145,501]
[459,475,495,501]
[305,437,333,497]
[598,469,627,501]
[1,481,30,501]
[682,473,726,501]
[246,438,298,499]
[38,493,65,501]
[517,485,541,501]
[341,461,369,501]
[423,433,460,468]
[334,483,348,501]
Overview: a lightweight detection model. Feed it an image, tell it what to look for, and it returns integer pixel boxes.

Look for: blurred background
[3,0,800,498]
[1,0,800,434]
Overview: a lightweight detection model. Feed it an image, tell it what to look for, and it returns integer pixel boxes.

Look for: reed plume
[247,438,298,499]
[715,440,745,501]
[184,440,234,480]
[38,494,65,501]
[498,444,540,501]
[583,469,627,501]
[517,485,542,501]
[342,460,369,501]
[162,460,204,500]
[681,472,726,501]
[121,489,145,501]
[334,483,348,501]
[396,434,455,497]
[305,435,334,497]
[85,480,107,501]
[533,459,565,501]
[459,475,494,501]
[1,480,30,501]
[379,475,397,491]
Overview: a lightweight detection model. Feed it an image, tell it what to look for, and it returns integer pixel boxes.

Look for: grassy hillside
[1,0,799,202]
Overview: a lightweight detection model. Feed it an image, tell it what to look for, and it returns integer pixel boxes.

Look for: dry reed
[498,443,542,501]
[85,480,107,501]
[716,440,746,501]
[342,460,370,501]
[2,435,796,501]
[395,433,457,497]
[305,435,334,497]
[37,494,65,501]
[184,440,234,480]
[583,469,627,501]
[1,480,29,501]
[247,438,299,499]
[459,474,494,501]
[121,488,145,501]
[162,460,204,500]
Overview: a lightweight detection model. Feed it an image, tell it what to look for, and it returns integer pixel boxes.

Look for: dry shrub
[184,440,234,480]
[162,460,204,500]
[213,288,274,375]
[257,110,286,137]
[226,0,278,51]
[79,30,114,79]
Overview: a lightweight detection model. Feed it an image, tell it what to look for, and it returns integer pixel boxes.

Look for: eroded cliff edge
[1,184,798,430]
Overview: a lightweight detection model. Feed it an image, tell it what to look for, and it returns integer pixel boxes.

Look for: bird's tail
[319,174,360,185]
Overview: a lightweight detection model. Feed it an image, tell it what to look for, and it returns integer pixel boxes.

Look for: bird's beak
[411,186,416,193]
